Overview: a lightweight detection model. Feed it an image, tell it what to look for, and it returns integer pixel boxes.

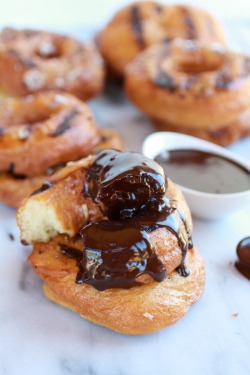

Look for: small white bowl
[142,132,250,220]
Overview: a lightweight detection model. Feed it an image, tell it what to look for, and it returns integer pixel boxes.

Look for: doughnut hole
[35,39,62,59]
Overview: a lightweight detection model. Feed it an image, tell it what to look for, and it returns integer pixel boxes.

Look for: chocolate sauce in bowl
[235,237,250,280]
[155,149,250,194]
[62,150,192,290]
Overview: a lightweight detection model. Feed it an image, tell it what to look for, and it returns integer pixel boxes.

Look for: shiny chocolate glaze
[84,150,166,219]
[235,237,250,280]
[63,150,192,290]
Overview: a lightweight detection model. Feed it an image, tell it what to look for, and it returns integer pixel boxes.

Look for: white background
[1,0,250,29]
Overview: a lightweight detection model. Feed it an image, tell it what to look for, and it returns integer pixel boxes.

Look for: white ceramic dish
[142,132,250,220]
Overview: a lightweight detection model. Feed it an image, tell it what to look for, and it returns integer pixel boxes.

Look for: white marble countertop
[0,1,250,375]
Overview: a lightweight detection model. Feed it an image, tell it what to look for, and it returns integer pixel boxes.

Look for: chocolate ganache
[62,150,192,291]
[235,237,250,280]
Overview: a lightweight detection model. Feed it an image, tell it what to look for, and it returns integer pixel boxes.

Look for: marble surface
[1,1,250,374]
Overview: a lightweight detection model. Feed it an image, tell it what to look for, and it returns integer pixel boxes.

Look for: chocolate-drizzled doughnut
[17,150,205,335]
[97,1,225,76]
[125,39,250,145]
[0,28,104,100]
[0,92,123,207]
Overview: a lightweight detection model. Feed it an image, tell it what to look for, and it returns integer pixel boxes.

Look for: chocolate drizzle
[31,180,55,196]
[84,150,166,219]
[78,220,166,291]
[62,150,192,290]
[60,244,82,259]
[51,109,79,137]
[235,237,250,280]
[131,5,144,48]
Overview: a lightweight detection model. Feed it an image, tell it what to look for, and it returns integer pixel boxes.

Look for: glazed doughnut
[0,92,101,176]
[125,39,250,145]
[0,128,123,208]
[0,28,104,100]
[17,150,205,335]
[0,92,123,208]
[97,1,225,76]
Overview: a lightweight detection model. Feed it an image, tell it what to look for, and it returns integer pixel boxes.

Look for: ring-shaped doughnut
[0,127,123,208]
[0,92,102,176]
[97,1,225,76]
[125,39,250,144]
[17,153,205,335]
[0,28,104,100]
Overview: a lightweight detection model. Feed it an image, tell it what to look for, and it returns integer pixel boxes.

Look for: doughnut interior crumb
[18,199,73,243]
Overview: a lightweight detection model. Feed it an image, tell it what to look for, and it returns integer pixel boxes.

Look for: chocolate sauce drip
[177,264,190,277]
[133,203,189,265]
[85,150,166,219]
[63,150,192,290]
[178,210,193,249]
[30,180,55,196]
[131,5,144,48]
[154,70,176,91]
[51,109,79,137]
[77,200,190,290]
[60,244,82,259]
[235,237,250,280]
[78,220,166,291]
[181,7,197,40]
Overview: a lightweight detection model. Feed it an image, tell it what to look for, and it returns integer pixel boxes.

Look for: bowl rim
[142,131,250,199]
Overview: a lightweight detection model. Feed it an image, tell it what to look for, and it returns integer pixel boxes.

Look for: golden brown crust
[29,240,204,335]
[1,128,123,208]
[0,173,46,209]
[0,28,104,100]
[17,155,205,335]
[97,1,225,76]
[16,151,190,243]
[125,40,250,145]
[0,92,101,176]
[152,107,250,146]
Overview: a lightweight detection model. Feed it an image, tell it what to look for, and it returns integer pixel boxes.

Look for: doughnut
[97,1,225,76]
[125,39,250,145]
[0,28,104,100]
[0,92,123,208]
[17,150,205,335]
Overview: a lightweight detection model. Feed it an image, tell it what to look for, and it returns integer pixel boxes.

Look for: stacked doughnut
[97,1,225,76]
[0,28,124,207]
[98,1,250,145]
[125,39,250,145]
[17,150,205,335]
[0,28,104,100]
[0,92,123,208]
